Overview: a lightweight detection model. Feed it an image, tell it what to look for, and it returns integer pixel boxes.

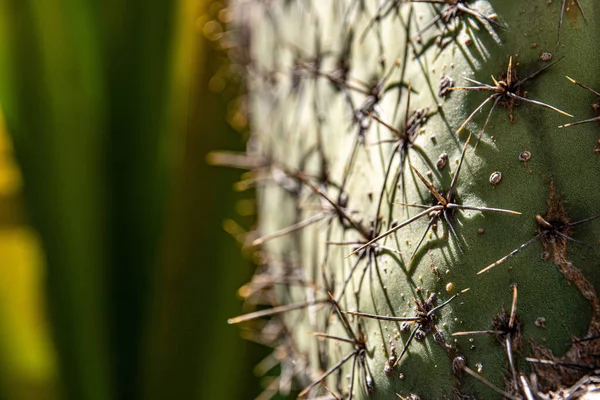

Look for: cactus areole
[226,1,600,398]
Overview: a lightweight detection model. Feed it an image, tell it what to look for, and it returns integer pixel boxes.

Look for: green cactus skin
[226,1,600,398]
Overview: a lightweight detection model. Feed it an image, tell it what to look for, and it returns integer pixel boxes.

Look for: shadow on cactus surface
[222,0,600,398]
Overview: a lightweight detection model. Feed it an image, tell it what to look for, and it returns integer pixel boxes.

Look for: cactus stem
[229,1,600,397]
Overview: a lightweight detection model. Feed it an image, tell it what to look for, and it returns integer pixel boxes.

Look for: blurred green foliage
[0,1,263,399]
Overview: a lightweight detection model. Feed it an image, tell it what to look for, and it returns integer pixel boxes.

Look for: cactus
[223,1,600,398]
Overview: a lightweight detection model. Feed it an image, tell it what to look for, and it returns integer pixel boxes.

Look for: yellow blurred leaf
[0,227,57,389]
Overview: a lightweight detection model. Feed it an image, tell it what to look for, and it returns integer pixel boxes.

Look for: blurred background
[0,1,266,399]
